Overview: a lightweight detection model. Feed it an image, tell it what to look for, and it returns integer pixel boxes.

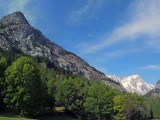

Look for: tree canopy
[83,81,116,120]
[55,77,88,119]
[0,50,159,120]
[4,57,48,116]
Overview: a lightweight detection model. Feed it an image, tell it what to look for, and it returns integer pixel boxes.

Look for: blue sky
[0,0,160,85]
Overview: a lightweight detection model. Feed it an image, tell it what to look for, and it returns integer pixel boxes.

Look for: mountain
[121,74,154,95]
[145,80,160,98]
[0,11,126,91]
[108,74,154,95]
[108,75,122,82]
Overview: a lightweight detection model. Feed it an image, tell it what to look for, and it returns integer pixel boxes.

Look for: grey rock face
[0,11,126,91]
[1,11,29,26]
[145,80,160,97]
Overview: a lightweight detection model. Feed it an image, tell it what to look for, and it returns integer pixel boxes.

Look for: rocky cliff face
[0,11,125,91]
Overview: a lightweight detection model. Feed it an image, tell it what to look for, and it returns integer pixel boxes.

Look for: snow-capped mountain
[107,75,122,82]
[108,74,154,95]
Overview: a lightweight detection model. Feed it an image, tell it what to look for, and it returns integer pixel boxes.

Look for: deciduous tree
[84,82,115,120]
[55,77,88,119]
[4,57,47,116]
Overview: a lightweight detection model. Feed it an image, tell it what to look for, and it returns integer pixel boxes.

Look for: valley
[0,7,160,120]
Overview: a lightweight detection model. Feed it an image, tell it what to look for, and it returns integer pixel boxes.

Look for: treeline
[0,49,160,119]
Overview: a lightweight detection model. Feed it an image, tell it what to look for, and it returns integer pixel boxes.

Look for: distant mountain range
[0,11,126,91]
[145,80,160,98]
[108,74,154,95]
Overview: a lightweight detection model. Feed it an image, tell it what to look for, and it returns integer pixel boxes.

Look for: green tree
[55,77,88,119]
[84,81,116,120]
[4,57,48,116]
[152,100,160,119]
[0,57,7,110]
[39,67,56,111]
[124,93,145,120]
[144,97,155,119]
[113,95,126,120]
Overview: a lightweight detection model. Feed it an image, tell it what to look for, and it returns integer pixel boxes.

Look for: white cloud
[0,0,39,25]
[141,65,160,70]
[82,0,160,54]
[106,49,140,58]
[70,0,104,23]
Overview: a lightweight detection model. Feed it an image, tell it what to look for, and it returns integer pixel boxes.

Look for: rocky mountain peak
[108,74,154,95]
[0,12,126,92]
[154,80,160,92]
[123,74,142,82]
[131,74,141,79]
[145,80,160,97]
[0,11,29,26]
[156,80,160,86]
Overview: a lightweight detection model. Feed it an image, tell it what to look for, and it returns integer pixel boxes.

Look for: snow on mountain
[108,74,154,95]
[107,75,122,82]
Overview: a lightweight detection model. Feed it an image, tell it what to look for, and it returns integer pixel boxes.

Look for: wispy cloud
[140,65,160,70]
[82,0,160,54]
[106,49,141,58]
[70,0,104,23]
[0,0,39,25]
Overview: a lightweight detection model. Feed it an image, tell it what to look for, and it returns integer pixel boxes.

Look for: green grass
[0,112,33,120]
[39,107,77,120]
[39,115,77,120]
[0,114,77,120]
[55,106,65,112]
[0,107,77,120]
[0,117,30,120]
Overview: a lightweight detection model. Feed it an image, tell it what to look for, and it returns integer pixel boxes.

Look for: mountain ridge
[0,11,126,91]
[145,80,160,97]
[108,74,154,95]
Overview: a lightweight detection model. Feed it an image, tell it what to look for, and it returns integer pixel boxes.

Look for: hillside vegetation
[0,49,160,120]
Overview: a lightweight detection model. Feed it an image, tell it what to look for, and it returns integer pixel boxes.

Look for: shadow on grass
[38,110,77,120]
[0,109,77,120]
[38,115,77,120]
[0,111,20,118]
[0,110,36,120]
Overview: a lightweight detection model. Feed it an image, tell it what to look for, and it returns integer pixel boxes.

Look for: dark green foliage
[0,47,159,120]
[145,97,160,119]
[4,57,48,116]
[124,93,146,120]
[0,57,7,76]
[0,47,26,65]
[152,100,160,119]
[113,93,146,120]
[39,67,56,111]
[55,77,88,119]
[0,57,8,110]
[0,47,76,115]
[148,109,154,119]
[84,82,116,120]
